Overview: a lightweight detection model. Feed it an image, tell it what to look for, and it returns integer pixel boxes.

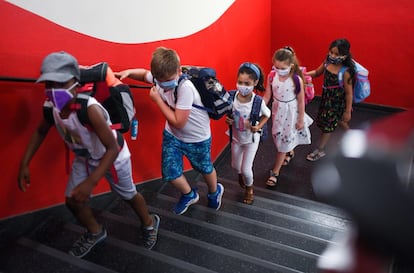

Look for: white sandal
[306,149,326,161]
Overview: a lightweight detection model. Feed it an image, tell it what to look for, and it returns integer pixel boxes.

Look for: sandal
[283,151,295,166]
[238,174,245,189]
[243,186,254,205]
[306,149,326,161]
[266,171,278,188]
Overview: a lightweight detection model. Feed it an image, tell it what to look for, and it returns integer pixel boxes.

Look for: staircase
[0,173,349,273]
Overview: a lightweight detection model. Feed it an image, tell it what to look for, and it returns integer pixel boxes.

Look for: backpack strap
[292,73,301,95]
[250,94,263,143]
[337,66,348,88]
[227,90,237,143]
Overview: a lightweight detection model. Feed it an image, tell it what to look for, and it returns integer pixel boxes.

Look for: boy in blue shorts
[18,51,159,258]
[116,47,224,215]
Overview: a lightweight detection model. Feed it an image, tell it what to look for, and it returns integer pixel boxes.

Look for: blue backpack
[228,91,268,143]
[338,61,371,103]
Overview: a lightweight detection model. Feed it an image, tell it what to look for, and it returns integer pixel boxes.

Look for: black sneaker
[142,214,160,250]
[68,227,107,258]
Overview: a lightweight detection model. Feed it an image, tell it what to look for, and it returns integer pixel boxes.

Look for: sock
[183,190,194,198]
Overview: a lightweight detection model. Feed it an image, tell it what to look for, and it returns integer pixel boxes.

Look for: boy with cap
[115,47,224,215]
[17,51,160,258]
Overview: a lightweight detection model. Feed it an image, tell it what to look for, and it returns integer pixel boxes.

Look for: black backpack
[77,62,135,133]
[174,66,232,120]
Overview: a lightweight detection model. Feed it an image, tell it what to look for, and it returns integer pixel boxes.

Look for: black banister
[0,76,151,89]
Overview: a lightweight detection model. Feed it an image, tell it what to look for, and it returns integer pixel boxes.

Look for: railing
[0,76,151,89]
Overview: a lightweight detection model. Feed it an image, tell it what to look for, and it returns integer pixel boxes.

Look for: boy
[17,51,159,258]
[116,47,224,215]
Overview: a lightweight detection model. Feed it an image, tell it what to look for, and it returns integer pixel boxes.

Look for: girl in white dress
[263,47,313,188]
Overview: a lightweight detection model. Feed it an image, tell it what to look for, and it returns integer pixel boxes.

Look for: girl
[263,46,313,188]
[226,62,270,204]
[306,38,355,161]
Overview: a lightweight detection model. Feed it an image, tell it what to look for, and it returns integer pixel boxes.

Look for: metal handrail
[0,76,151,89]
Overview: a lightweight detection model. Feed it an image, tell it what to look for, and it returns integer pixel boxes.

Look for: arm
[263,73,273,105]
[18,118,52,192]
[251,100,271,133]
[70,104,120,202]
[149,86,190,129]
[342,71,353,122]
[296,78,305,130]
[306,62,325,78]
[114,68,152,83]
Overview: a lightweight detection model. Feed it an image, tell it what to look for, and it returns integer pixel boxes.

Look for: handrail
[0,76,151,89]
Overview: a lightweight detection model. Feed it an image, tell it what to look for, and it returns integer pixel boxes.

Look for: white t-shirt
[231,92,271,144]
[148,72,211,143]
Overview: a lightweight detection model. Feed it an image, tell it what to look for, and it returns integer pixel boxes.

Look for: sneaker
[207,183,224,210]
[174,189,199,215]
[142,214,160,250]
[68,227,107,258]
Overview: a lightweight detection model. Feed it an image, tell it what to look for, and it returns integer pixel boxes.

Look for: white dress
[271,76,313,153]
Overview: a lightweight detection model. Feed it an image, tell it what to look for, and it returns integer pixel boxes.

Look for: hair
[272,46,304,81]
[150,47,180,80]
[329,38,355,85]
[238,62,265,92]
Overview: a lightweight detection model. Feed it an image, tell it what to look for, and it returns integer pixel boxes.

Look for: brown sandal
[238,174,245,189]
[243,186,254,205]
[266,171,278,188]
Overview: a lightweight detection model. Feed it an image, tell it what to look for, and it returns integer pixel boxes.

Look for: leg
[307,132,330,161]
[266,151,285,187]
[231,142,245,188]
[283,150,295,166]
[65,158,107,258]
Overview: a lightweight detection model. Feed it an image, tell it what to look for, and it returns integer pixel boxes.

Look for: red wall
[1,0,413,220]
[271,0,414,109]
[0,0,271,219]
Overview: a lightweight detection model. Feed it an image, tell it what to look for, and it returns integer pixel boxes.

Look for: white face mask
[276,66,291,77]
[237,84,254,96]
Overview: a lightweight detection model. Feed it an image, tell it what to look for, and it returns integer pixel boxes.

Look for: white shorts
[65,154,138,200]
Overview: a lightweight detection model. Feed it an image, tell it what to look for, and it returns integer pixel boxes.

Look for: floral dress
[316,68,346,133]
[271,76,313,153]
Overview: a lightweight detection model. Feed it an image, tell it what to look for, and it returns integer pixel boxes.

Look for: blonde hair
[150,47,180,80]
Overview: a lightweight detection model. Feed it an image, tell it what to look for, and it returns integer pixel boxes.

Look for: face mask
[237,84,254,96]
[45,82,78,112]
[327,54,345,64]
[155,78,178,91]
[276,66,291,77]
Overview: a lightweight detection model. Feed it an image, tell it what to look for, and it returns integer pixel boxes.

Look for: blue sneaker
[207,183,224,210]
[174,189,199,215]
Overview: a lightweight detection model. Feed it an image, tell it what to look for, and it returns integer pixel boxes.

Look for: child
[306,38,355,161]
[263,46,313,188]
[17,51,159,258]
[115,47,224,215]
[226,62,270,204]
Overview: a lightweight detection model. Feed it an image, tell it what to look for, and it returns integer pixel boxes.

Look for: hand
[250,125,260,133]
[70,180,94,203]
[149,86,162,103]
[114,70,130,81]
[295,119,304,130]
[342,111,351,123]
[225,115,233,125]
[17,165,30,192]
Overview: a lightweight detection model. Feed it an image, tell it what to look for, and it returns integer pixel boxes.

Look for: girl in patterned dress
[263,46,313,188]
[306,38,356,161]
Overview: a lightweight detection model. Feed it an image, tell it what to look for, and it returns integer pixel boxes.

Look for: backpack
[338,61,370,103]
[268,66,314,104]
[175,66,232,120]
[228,91,268,143]
[76,62,136,133]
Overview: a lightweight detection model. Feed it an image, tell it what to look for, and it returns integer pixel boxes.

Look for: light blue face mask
[155,78,178,91]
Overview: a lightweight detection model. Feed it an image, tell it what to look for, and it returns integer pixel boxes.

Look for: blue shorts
[162,130,214,181]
